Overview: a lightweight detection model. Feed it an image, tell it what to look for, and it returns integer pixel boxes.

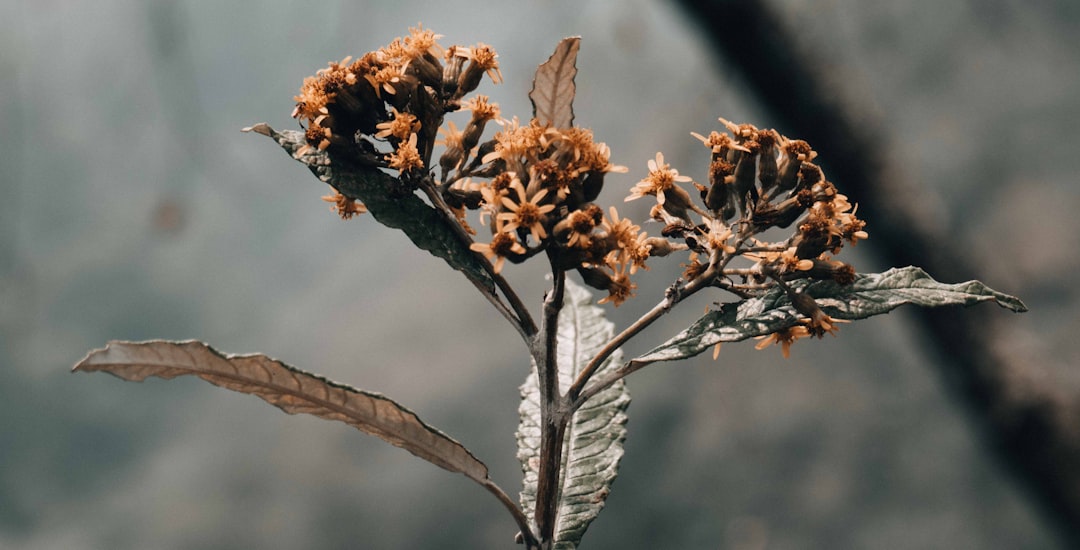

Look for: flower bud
[732,152,758,216]
[805,259,856,285]
[578,266,613,291]
[440,145,465,178]
[775,156,802,196]
[442,46,467,95]
[753,195,806,230]
[757,140,779,194]
[644,237,678,257]
[407,55,444,88]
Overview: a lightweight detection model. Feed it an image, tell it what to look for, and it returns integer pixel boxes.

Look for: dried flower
[469,231,526,274]
[497,179,556,243]
[754,325,811,358]
[374,107,420,140]
[321,188,367,220]
[595,263,636,307]
[386,133,424,173]
[625,152,692,205]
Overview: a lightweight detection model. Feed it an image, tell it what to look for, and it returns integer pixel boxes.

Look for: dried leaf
[529,37,581,128]
[635,266,1028,364]
[243,123,494,292]
[74,340,490,483]
[517,279,629,549]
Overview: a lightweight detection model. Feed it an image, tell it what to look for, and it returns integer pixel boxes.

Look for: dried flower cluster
[290,25,503,215]
[445,119,646,305]
[657,117,870,357]
[290,27,869,355]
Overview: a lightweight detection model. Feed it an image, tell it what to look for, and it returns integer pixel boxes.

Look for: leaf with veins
[530,37,581,128]
[635,266,1028,365]
[517,279,629,549]
[75,340,491,482]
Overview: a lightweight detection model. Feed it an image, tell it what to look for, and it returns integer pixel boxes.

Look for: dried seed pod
[661,221,694,238]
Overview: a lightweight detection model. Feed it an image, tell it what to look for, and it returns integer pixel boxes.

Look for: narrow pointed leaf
[243,123,494,291]
[74,340,490,482]
[529,37,580,128]
[517,279,630,549]
[637,266,1027,364]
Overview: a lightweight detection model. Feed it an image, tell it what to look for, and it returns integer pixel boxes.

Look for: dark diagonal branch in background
[674,0,1080,546]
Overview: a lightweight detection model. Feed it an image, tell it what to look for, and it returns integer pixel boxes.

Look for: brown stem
[479,478,539,549]
[532,267,567,543]
[566,265,719,405]
[535,419,568,543]
[572,359,646,412]
[565,300,667,405]
[421,174,538,339]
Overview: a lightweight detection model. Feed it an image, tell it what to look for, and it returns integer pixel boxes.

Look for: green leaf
[636,266,1027,364]
[517,279,630,549]
[243,123,494,291]
[74,340,491,482]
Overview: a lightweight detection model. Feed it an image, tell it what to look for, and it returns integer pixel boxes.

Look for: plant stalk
[532,267,568,545]
[566,264,719,405]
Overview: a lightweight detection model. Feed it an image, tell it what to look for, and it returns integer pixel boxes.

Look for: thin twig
[572,359,648,411]
[421,174,538,339]
[565,265,718,405]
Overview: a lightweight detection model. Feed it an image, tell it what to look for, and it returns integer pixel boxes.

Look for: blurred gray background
[2,1,1077,548]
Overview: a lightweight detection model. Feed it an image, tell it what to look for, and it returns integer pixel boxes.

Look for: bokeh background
[2,1,1078,548]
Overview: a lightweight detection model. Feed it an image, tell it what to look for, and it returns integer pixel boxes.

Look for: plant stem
[568,229,758,408]
[421,174,538,339]
[532,267,567,542]
[565,264,719,406]
[535,419,568,544]
[479,478,539,549]
[564,300,667,403]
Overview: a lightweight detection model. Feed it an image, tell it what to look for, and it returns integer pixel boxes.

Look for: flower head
[463,95,502,123]
[386,133,424,173]
[497,179,556,243]
[626,152,692,205]
[469,231,526,274]
[374,107,420,140]
[458,43,503,83]
[602,207,650,273]
[596,263,636,307]
[321,188,367,220]
[754,324,811,358]
[403,24,444,59]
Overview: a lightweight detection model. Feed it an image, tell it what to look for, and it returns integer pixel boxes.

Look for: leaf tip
[71,341,113,373]
[1000,296,1029,313]
[242,122,272,136]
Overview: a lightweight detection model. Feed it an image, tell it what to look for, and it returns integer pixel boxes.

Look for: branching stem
[565,264,718,406]
[569,234,754,408]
